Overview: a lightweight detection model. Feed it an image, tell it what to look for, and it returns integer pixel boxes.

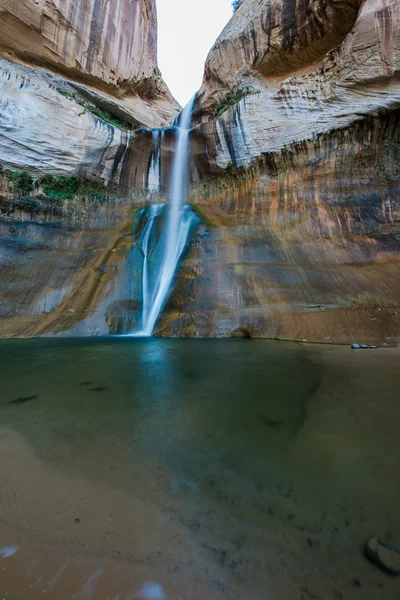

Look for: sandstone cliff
[0,0,178,122]
[167,109,400,343]
[0,0,179,182]
[0,0,399,344]
[198,0,363,116]
[194,0,399,169]
[0,0,179,337]
[168,0,399,343]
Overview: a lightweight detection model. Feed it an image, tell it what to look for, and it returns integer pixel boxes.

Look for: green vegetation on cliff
[11,171,34,196]
[34,175,110,203]
[84,103,132,131]
[36,174,80,200]
[57,89,133,131]
[5,170,111,207]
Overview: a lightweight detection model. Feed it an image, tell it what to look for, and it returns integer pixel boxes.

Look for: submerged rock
[365,538,400,575]
[9,395,38,405]
[352,343,376,350]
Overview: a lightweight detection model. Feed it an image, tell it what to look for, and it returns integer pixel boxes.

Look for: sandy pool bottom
[0,338,398,599]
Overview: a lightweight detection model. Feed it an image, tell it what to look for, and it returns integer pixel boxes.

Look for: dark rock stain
[111,131,130,181]
[297,0,310,46]
[376,5,394,76]
[306,0,327,43]
[222,121,238,167]
[282,0,298,53]
[86,0,105,74]
[249,24,259,65]
[261,5,273,53]
[96,121,115,170]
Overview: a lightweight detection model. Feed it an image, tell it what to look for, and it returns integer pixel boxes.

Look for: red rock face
[160,110,400,343]
[0,0,179,181]
[0,0,168,101]
[375,0,396,76]
[0,0,398,342]
[157,0,400,342]
[197,0,364,116]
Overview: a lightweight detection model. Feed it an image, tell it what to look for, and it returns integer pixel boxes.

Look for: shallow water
[0,338,399,599]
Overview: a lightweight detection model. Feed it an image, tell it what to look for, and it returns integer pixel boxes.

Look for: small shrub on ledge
[216,86,258,117]
[11,171,34,196]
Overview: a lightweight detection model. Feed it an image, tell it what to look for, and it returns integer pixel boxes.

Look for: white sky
[156,0,233,107]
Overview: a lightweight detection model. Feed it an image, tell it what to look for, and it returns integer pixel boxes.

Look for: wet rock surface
[161,0,400,342]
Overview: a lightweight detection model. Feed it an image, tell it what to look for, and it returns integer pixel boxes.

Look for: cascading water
[139,204,164,331]
[147,129,162,193]
[133,96,197,337]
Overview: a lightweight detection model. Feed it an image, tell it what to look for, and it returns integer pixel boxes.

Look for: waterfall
[133,96,196,337]
[140,204,164,331]
[147,129,162,193]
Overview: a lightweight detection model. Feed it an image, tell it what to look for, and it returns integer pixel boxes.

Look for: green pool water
[0,338,398,599]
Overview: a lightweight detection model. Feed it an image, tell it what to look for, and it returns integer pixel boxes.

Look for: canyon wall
[0,191,135,337]
[0,0,179,180]
[194,0,399,169]
[164,110,400,343]
[0,0,177,111]
[0,0,178,337]
[0,0,399,343]
[165,0,400,343]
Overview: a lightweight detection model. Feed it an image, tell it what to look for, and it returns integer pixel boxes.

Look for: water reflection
[0,546,19,559]
[0,339,399,599]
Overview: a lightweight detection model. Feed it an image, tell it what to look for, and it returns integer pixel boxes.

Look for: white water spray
[133,96,196,336]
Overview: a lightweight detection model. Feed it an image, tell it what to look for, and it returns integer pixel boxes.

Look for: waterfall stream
[133,96,196,336]
[147,129,162,193]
